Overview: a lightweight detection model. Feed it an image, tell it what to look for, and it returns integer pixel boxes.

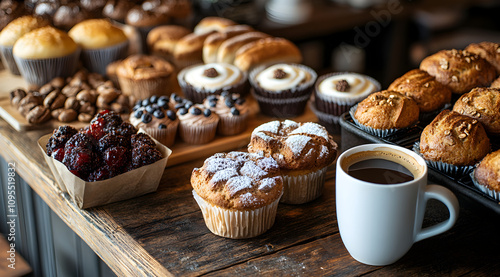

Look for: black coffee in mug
[347,158,414,184]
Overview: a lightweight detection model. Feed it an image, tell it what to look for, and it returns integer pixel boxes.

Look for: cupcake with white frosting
[204,92,251,136]
[177,62,248,103]
[249,63,317,118]
[177,104,219,144]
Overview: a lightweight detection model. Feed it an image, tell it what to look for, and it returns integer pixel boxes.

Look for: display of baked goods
[191,151,283,238]
[248,120,337,204]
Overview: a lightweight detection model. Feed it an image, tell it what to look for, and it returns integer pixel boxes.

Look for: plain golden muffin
[474,150,500,192]
[388,69,452,113]
[68,19,127,49]
[13,26,78,59]
[453,87,500,135]
[354,90,420,130]
[0,15,49,46]
[419,110,490,166]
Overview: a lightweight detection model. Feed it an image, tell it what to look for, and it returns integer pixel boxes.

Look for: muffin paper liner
[413,142,475,176]
[217,112,249,136]
[470,170,500,201]
[14,49,81,87]
[349,104,409,138]
[280,167,327,204]
[179,120,218,144]
[81,41,129,75]
[0,45,20,75]
[249,63,317,99]
[140,121,178,148]
[192,190,282,239]
[309,100,341,134]
[177,63,249,103]
[251,88,311,118]
[118,73,174,100]
[314,72,380,115]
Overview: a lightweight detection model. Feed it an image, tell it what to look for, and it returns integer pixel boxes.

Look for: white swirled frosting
[255,64,310,92]
[184,63,242,91]
[318,73,376,99]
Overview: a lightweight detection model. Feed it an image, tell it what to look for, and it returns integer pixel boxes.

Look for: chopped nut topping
[406,79,410,83]
[475,64,481,71]
[458,133,467,139]
[465,57,471,63]
[476,112,481,118]
[389,94,395,99]
[440,59,449,70]
[424,82,430,88]
[467,123,472,130]
[336,79,350,92]
[496,47,500,53]
[444,130,451,135]
[379,100,385,105]
[472,119,478,124]
[204,68,219,78]
[462,97,470,102]
[273,68,287,79]
[451,76,459,82]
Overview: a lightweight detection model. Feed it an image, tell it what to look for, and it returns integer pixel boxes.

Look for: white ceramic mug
[336,144,459,266]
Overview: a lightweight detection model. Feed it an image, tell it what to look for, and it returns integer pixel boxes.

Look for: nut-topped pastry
[353,90,419,133]
[178,62,247,103]
[204,92,251,136]
[177,104,219,144]
[388,69,452,114]
[419,110,490,169]
[452,87,500,136]
[191,151,283,238]
[465,41,500,74]
[473,149,500,200]
[419,49,497,95]
[248,120,338,204]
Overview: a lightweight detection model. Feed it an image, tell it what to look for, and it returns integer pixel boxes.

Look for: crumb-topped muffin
[420,49,497,95]
[419,110,490,169]
[353,90,419,134]
[453,87,500,136]
[248,120,337,204]
[191,151,283,239]
[473,149,500,200]
[204,92,251,136]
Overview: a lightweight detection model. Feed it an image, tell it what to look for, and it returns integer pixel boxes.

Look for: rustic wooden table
[1,116,500,276]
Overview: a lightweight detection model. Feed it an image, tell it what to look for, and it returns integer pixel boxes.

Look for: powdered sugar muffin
[248,120,337,204]
[191,151,283,239]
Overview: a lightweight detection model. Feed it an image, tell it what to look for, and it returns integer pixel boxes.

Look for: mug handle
[415,185,460,242]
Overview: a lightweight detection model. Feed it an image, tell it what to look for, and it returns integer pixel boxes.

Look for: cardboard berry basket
[38,133,172,209]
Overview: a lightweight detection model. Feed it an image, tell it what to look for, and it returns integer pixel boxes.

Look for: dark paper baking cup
[14,49,81,87]
[349,104,405,138]
[249,63,317,99]
[313,72,380,114]
[0,45,20,75]
[80,41,129,75]
[217,112,249,136]
[413,142,475,176]
[470,170,500,201]
[309,101,341,134]
[251,88,311,118]
[177,63,249,104]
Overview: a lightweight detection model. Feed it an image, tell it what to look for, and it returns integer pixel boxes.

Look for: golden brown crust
[68,19,127,49]
[474,149,500,192]
[354,90,420,130]
[388,69,452,113]
[452,87,500,135]
[234,37,302,72]
[419,49,497,94]
[191,152,283,210]
[491,76,500,89]
[173,30,216,64]
[0,15,49,46]
[465,42,500,74]
[420,110,490,166]
[13,26,78,59]
[193,16,237,34]
[202,25,253,63]
[147,25,190,51]
[247,120,337,171]
[217,32,270,64]
[116,54,174,80]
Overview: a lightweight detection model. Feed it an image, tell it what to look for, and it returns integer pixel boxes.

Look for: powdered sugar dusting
[318,145,329,159]
[205,157,241,174]
[257,157,279,172]
[285,135,311,156]
[282,120,299,131]
[290,122,329,140]
[239,192,264,206]
[258,177,280,192]
[209,168,238,189]
[241,161,268,179]
[253,120,280,135]
[226,175,253,197]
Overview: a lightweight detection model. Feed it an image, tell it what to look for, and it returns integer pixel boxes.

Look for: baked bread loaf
[202,24,253,63]
[147,25,190,61]
[474,149,500,195]
[216,31,270,64]
[419,109,490,166]
[193,16,237,34]
[452,87,500,135]
[419,49,497,94]
[388,69,452,113]
[234,37,302,72]
[465,41,500,74]
[173,30,216,68]
[354,90,419,130]
[191,151,283,238]
[13,26,78,59]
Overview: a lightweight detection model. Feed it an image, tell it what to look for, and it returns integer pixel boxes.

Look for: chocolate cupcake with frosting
[249,63,317,118]
[177,104,219,144]
[177,62,248,103]
[204,92,251,136]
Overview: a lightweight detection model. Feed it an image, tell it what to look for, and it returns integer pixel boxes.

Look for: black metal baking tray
[339,112,500,215]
